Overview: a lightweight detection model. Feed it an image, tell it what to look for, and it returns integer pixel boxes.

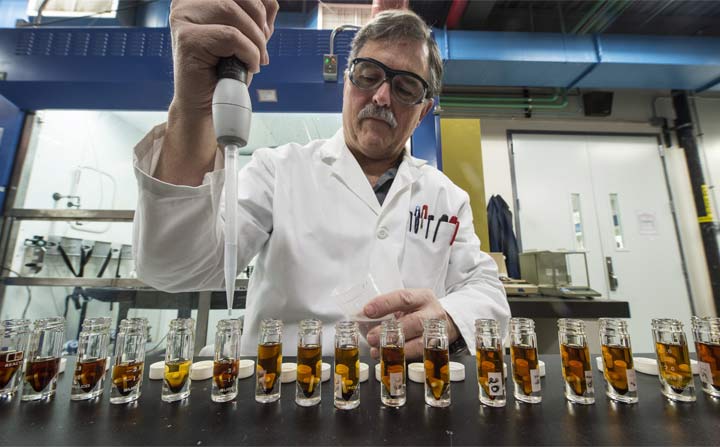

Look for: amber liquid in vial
[560,343,592,396]
[25,357,60,392]
[73,358,107,391]
[477,347,504,402]
[601,345,634,394]
[424,347,450,400]
[297,345,322,398]
[112,361,144,395]
[0,351,23,389]
[511,344,540,396]
[695,342,720,391]
[257,342,282,394]
[381,345,405,396]
[164,359,192,393]
[335,346,359,401]
[655,341,693,392]
[213,359,239,391]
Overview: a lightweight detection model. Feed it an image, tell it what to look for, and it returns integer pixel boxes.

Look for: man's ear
[416,97,435,128]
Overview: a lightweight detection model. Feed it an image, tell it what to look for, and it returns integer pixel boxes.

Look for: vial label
[530,368,541,392]
[334,373,342,399]
[389,371,403,396]
[584,370,594,393]
[626,368,638,392]
[487,371,504,396]
[698,361,713,386]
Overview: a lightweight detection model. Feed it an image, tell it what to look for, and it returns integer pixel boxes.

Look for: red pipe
[445,0,469,29]
[371,0,410,17]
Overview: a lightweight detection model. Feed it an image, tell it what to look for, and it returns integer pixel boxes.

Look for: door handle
[605,256,619,291]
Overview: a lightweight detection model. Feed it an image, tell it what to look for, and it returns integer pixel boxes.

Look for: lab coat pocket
[401,221,455,294]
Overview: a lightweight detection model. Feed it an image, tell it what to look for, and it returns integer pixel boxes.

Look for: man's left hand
[363,288,459,360]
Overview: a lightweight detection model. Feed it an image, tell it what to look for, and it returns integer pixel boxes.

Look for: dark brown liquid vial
[655,341,692,392]
[381,345,405,394]
[335,345,359,401]
[25,357,60,392]
[74,358,107,391]
[424,347,449,400]
[112,361,144,396]
[601,344,633,394]
[213,359,239,391]
[297,345,322,398]
[476,347,503,399]
[511,344,539,395]
[560,343,592,396]
[0,351,24,389]
[257,342,282,394]
[695,342,720,390]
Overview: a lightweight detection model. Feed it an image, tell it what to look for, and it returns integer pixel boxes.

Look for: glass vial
[558,319,595,405]
[423,318,450,407]
[691,316,720,398]
[212,318,242,402]
[475,319,506,407]
[652,318,695,402]
[110,317,148,404]
[334,321,360,410]
[163,318,195,402]
[256,318,283,403]
[598,318,638,404]
[380,319,406,407]
[0,319,31,398]
[296,318,322,407]
[22,316,65,401]
[72,316,112,401]
[510,317,541,404]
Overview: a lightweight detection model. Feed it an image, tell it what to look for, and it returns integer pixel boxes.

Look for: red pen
[449,216,460,246]
[421,205,428,229]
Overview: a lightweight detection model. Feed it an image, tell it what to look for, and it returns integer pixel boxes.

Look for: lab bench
[0,354,716,446]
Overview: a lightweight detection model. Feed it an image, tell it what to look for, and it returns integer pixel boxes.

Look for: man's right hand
[155,0,279,186]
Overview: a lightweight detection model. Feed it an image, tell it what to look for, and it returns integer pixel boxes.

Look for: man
[133,0,510,359]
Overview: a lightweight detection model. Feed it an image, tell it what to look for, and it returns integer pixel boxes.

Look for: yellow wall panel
[439,119,489,251]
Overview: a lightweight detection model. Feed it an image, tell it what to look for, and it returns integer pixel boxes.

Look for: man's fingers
[403,338,424,361]
[364,289,430,319]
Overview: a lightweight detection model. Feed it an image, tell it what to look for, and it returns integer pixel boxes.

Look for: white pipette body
[212,59,252,315]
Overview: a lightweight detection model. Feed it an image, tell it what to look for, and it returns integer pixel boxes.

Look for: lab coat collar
[320,129,427,215]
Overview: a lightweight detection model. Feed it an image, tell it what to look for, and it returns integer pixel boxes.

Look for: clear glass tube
[598,318,638,404]
[651,318,695,402]
[423,318,450,408]
[475,319,506,407]
[558,319,595,405]
[0,319,31,399]
[256,318,282,403]
[510,317,541,404]
[163,318,195,402]
[380,319,406,407]
[22,317,65,401]
[212,318,242,403]
[334,321,360,410]
[296,319,322,407]
[72,317,112,401]
[110,318,148,404]
[690,316,720,398]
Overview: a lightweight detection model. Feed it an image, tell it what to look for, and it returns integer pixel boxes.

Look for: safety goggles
[348,57,430,105]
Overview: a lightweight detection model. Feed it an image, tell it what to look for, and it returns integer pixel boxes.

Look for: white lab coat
[133,124,510,356]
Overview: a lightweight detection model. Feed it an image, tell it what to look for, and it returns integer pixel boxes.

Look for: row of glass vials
[1,315,718,407]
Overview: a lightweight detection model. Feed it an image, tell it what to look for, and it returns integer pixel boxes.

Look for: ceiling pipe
[595,0,634,34]
[570,0,607,34]
[445,0,469,30]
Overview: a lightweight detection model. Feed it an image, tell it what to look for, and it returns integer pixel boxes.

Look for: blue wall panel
[0,94,24,211]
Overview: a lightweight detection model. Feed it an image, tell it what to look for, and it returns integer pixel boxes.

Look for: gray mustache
[357,104,397,129]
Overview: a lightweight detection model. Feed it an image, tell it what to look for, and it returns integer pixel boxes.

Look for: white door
[512,133,693,352]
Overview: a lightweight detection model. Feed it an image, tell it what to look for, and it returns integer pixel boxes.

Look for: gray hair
[347,10,443,99]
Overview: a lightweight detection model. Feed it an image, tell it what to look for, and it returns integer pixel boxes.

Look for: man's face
[342,38,434,165]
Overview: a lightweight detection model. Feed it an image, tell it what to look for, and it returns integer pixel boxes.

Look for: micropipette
[212,57,252,315]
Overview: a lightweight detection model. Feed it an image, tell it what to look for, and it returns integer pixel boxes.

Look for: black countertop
[0,354,716,446]
[508,296,631,319]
